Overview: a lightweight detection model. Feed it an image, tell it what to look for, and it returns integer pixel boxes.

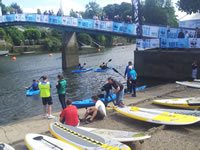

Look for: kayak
[94,67,113,72]
[72,93,116,108]
[72,67,93,73]
[26,88,40,96]
[72,85,146,108]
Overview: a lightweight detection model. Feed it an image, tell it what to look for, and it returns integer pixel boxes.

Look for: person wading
[56,74,67,109]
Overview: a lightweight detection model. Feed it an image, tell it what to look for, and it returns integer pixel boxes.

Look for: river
[0,44,166,125]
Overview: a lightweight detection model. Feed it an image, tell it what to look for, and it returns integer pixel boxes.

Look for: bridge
[0,13,194,69]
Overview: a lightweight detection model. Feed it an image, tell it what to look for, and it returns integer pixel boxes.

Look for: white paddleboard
[78,127,151,142]
[155,109,200,117]
[152,97,200,109]
[114,106,200,125]
[25,133,79,150]
[176,81,200,88]
[0,143,15,150]
[49,122,130,150]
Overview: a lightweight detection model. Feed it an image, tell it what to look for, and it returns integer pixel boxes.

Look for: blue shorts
[42,97,53,105]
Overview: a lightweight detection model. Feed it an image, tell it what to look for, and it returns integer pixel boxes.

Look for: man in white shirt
[81,95,106,124]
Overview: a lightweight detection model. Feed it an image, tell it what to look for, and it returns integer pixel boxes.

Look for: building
[179,13,200,29]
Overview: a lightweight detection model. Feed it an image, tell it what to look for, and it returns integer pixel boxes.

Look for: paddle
[105,59,112,66]
[33,136,63,150]
[112,68,125,78]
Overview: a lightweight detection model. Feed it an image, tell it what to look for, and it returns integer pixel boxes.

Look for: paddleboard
[78,127,151,142]
[176,81,200,88]
[25,133,79,150]
[152,97,200,109]
[155,109,200,117]
[49,122,130,150]
[114,106,200,125]
[0,143,15,150]
[194,79,200,82]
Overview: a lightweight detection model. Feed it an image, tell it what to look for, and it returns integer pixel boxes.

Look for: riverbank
[1,83,200,150]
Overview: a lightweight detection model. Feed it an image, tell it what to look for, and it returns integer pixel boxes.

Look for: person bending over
[32,79,39,91]
[100,62,108,70]
[60,100,79,127]
[81,96,106,124]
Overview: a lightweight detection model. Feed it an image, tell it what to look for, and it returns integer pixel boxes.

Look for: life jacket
[38,81,51,98]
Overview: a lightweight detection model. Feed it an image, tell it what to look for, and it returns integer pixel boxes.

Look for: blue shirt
[129,70,137,80]
[124,65,135,78]
[32,82,39,91]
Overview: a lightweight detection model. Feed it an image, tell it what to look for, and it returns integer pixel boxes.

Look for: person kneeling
[81,95,106,124]
[60,100,79,127]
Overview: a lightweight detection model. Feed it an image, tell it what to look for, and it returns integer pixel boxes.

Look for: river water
[0,44,165,125]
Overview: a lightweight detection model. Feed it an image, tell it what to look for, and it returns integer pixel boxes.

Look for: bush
[40,37,61,51]
[77,33,92,46]
[24,29,41,40]
[5,27,24,46]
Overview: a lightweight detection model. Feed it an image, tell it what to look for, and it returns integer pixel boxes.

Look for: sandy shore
[1,83,200,150]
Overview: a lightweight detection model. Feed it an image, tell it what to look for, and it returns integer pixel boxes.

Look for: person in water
[56,74,67,109]
[81,96,106,124]
[78,63,86,70]
[100,62,108,70]
[32,80,39,91]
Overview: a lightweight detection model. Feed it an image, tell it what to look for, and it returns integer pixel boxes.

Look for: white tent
[179,13,200,29]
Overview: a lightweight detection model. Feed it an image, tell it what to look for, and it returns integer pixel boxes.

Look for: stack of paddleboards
[176,81,200,88]
[25,133,79,150]
[0,143,15,150]
[49,122,131,150]
[152,97,200,109]
[78,127,151,142]
[114,106,200,125]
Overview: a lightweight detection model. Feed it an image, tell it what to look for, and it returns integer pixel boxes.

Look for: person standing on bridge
[56,74,67,109]
[38,75,54,119]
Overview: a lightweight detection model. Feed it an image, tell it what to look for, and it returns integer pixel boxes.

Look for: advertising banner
[189,38,200,48]
[78,19,94,28]
[48,16,62,24]
[36,15,48,23]
[5,14,15,22]
[15,14,25,21]
[25,14,36,22]
[136,38,160,50]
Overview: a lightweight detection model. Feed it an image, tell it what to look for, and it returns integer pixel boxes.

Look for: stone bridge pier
[62,32,79,69]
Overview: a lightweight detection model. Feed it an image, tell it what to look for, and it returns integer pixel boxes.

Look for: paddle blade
[112,68,119,73]
[83,63,86,65]
[33,136,43,141]
[108,59,112,62]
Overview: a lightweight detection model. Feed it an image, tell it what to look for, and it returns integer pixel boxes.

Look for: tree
[69,9,76,17]
[142,0,178,27]
[77,33,92,45]
[5,27,24,46]
[24,29,41,40]
[84,1,102,19]
[177,0,200,14]
[0,28,6,40]
[10,3,23,13]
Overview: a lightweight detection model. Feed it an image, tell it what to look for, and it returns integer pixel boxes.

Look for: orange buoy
[49,53,53,56]
[12,57,16,61]
[122,46,125,49]
[97,49,101,52]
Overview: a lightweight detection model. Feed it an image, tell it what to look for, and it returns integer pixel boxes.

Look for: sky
[2,0,186,19]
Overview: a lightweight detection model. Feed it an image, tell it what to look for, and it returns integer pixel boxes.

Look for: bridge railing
[0,13,196,39]
[136,38,200,50]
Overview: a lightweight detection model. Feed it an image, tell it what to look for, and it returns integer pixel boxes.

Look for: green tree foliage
[40,37,61,51]
[24,29,41,40]
[142,0,178,27]
[10,3,23,13]
[0,28,6,39]
[50,29,62,40]
[77,33,92,45]
[103,3,132,21]
[69,9,77,17]
[5,27,24,46]
[177,0,200,14]
[84,2,102,19]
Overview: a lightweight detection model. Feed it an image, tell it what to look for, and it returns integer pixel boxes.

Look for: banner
[62,17,78,26]
[15,14,25,21]
[189,38,200,48]
[25,14,36,22]
[93,20,113,31]
[136,39,160,50]
[78,19,94,28]
[160,38,189,48]
[179,20,200,29]
[36,15,48,23]
[113,22,135,34]
[5,14,15,22]
[48,16,62,24]
[143,25,159,38]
